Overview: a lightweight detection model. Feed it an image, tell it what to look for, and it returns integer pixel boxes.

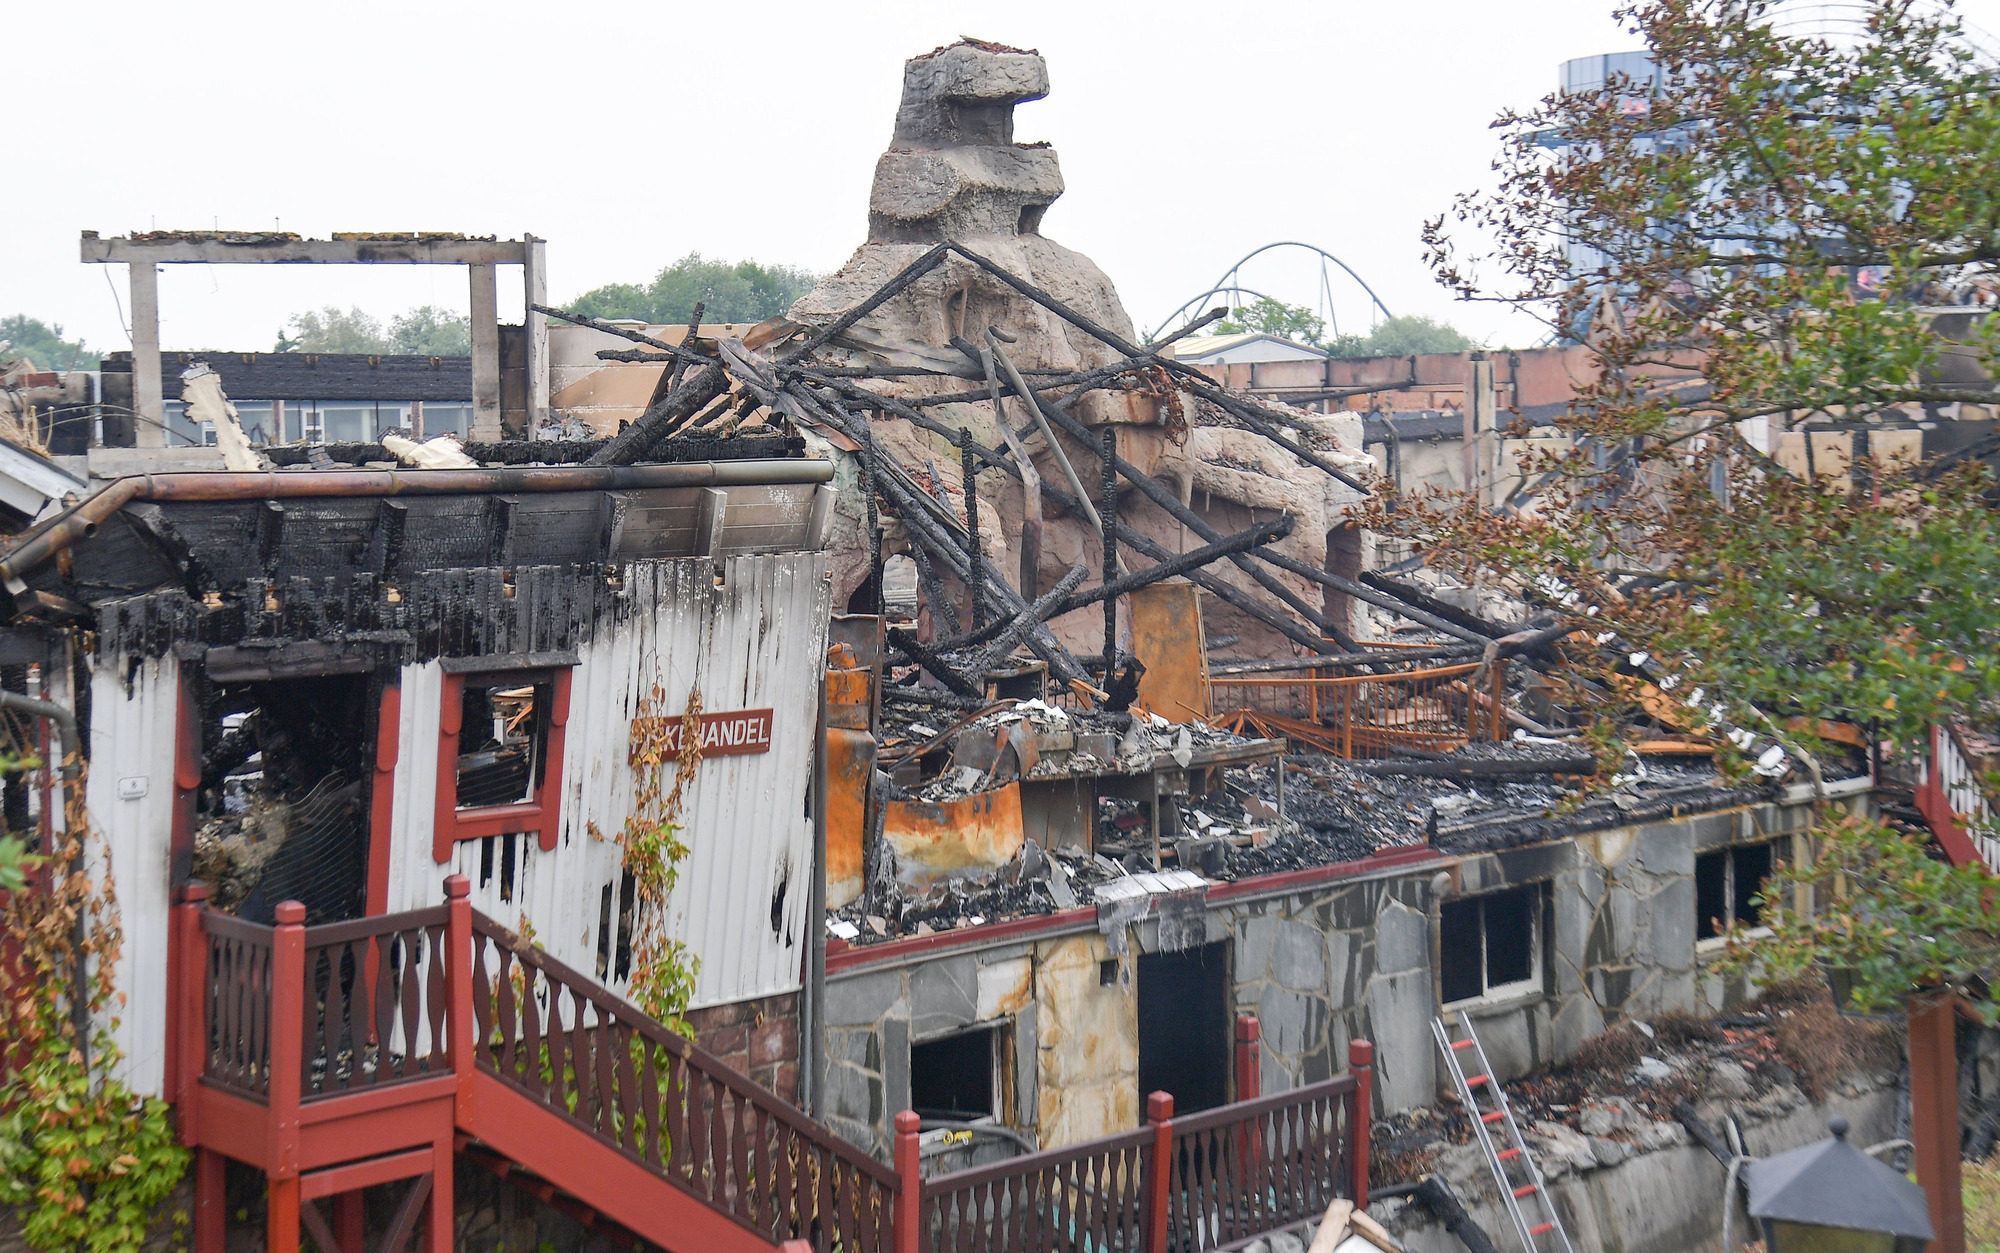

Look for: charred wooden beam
[585,361,730,466]
[884,627,983,699]
[1052,516,1293,617]
[1358,570,1514,638]
[532,303,712,373]
[1209,643,1483,676]
[1100,427,1118,674]
[980,343,1042,597]
[968,563,1090,679]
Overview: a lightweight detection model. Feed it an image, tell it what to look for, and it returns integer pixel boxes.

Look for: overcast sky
[9,0,1999,358]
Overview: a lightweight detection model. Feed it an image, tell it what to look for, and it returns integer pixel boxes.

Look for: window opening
[190,673,373,924]
[614,870,638,981]
[911,1027,998,1122]
[456,678,546,808]
[1138,941,1231,1113]
[596,883,615,980]
[499,831,518,902]
[1441,885,1543,1005]
[1696,842,1779,940]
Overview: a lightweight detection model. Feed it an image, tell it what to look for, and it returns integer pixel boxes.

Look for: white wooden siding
[384,553,831,1009]
[85,652,182,1097]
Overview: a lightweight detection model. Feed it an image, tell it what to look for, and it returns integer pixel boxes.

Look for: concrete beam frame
[79,233,548,446]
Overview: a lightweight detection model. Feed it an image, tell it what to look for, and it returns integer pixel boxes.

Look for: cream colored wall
[1032,933,1140,1145]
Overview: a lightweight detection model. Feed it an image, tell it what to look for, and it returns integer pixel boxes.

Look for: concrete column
[468,262,501,442]
[1471,353,1497,506]
[130,261,163,447]
[524,236,549,433]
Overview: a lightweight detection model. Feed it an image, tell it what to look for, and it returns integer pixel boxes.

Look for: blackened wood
[1101,428,1118,675]
[1357,570,1513,638]
[903,524,961,637]
[968,563,1089,678]
[981,345,1041,599]
[586,362,730,466]
[1054,516,1292,618]
[884,627,983,699]
[960,429,985,630]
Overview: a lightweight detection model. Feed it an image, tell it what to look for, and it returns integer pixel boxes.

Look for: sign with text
[642,708,776,759]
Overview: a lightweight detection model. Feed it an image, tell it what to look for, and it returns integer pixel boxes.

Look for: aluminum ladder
[1431,1013,1576,1253]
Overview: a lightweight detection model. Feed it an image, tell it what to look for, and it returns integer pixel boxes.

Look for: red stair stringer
[457,1069,780,1253]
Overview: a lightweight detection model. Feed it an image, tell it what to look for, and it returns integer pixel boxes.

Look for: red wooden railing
[302,906,452,1098]
[179,881,1374,1253]
[200,909,277,1098]
[917,1122,1152,1252]
[899,1038,1373,1253]
[466,914,900,1253]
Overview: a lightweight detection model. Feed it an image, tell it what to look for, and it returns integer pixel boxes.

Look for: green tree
[1326,314,1479,358]
[0,315,98,371]
[570,253,820,325]
[1215,297,1329,346]
[389,305,472,356]
[279,306,389,354]
[1371,0,2000,1015]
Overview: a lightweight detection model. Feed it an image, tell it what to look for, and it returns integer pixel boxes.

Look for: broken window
[456,678,547,808]
[1695,841,1778,941]
[190,673,376,924]
[911,1026,1000,1122]
[433,660,574,859]
[1441,885,1542,1005]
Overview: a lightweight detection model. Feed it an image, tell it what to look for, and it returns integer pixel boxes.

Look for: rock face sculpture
[793,40,1371,658]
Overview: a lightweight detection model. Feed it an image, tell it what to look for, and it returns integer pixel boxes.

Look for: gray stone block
[1257,985,1326,1062]
[883,1018,911,1123]
[1364,968,1436,1113]
[1238,913,1279,982]
[1374,899,1429,976]
[1607,884,1638,957]
[825,1061,881,1128]
[824,970,906,1028]
[1552,994,1604,1062]
[1468,1006,1539,1083]
[910,956,978,1036]
[1272,920,1327,991]
[1590,1135,1627,1166]
[1327,930,1354,1004]
[1651,877,1696,973]
[1633,821,1694,876]
[1556,876,1593,972]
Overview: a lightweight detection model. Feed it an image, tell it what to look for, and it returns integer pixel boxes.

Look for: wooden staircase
[169,877,1372,1253]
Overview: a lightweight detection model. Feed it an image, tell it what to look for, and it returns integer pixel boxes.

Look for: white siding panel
[86,653,181,1098]
[384,553,830,1010]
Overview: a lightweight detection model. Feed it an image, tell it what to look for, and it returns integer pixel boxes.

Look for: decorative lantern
[1745,1117,1934,1253]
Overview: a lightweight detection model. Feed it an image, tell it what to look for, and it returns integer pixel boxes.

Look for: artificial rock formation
[793,39,1371,658]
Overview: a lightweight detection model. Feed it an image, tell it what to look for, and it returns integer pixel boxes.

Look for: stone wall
[1454,796,1823,1087]
[822,928,1099,1159]
[1221,869,1439,1114]
[817,791,1864,1157]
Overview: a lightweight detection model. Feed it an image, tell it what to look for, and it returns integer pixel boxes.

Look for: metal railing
[1209,659,1506,758]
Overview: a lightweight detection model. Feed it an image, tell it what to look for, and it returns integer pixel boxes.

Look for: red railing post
[267,901,306,1253]
[1347,1039,1373,1210]
[1234,1015,1261,1100]
[445,874,474,1119]
[1146,1091,1174,1253]
[893,1109,923,1253]
[170,881,211,1142]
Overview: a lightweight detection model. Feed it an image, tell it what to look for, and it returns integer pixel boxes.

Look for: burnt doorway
[191,672,376,924]
[1138,941,1231,1113]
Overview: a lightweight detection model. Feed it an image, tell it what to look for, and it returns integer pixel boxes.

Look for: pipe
[805,669,828,1119]
[916,1119,1040,1158]
[0,691,78,776]
[0,459,834,591]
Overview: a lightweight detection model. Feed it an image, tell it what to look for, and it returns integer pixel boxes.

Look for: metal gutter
[0,458,834,593]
